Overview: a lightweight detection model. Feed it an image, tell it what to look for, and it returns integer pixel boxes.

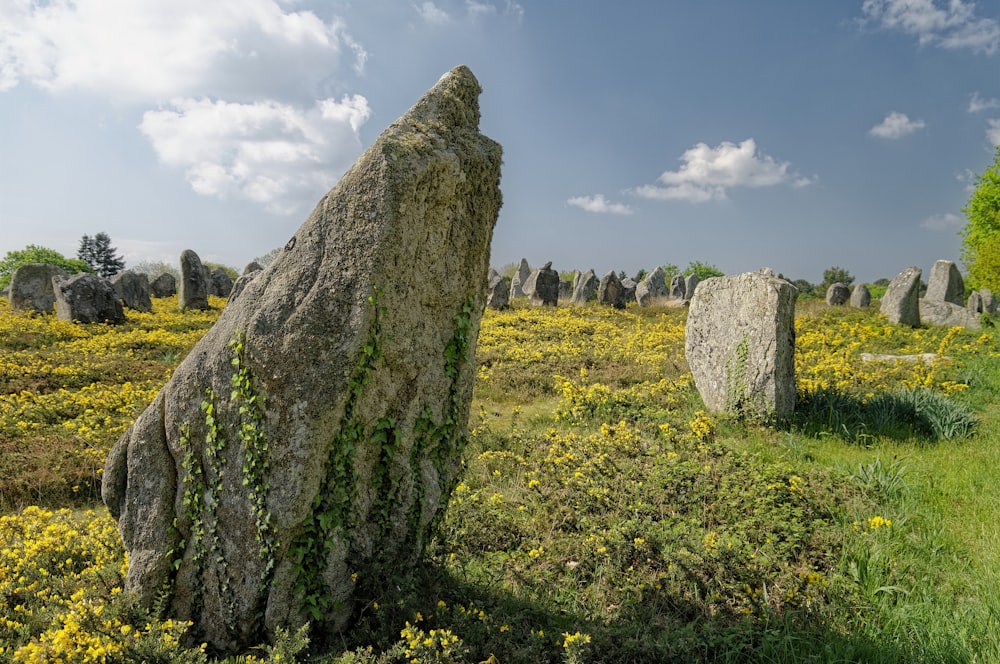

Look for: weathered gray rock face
[636,266,667,306]
[508,258,531,299]
[669,274,686,300]
[597,270,626,309]
[559,278,573,300]
[684,273,700,301]
[924,260,964,305]
[919,299,981,329]
[826,282,850,306]
[54,273,125,324]
[179,250,211,310]
[981,288,997,315]
[9,263,67,313]
[228,266,262,305]
[102,65,502,655]
[849,283,871,308]
[112,270,152,311]
[570,269,599,306]
[529,261,559,306]
[880,266,921,327]
[685,269,797,420]
[485,268,509,310]
[621,277,637,304]
[968,291,984,313]
[149,273,177,298]
[210,268,234,298]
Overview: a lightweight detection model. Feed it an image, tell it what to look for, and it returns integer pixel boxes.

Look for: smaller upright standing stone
[826,282,850,306]
[620,277,637,305]
[967,291,984,313]
[685,268,797,419]
[53,274,125,324]
[669,274,686,300]
[210,268,234,298]
[880,266,921,327]
[636,266,667,306]
[559,279,573,301]
[508,258,531,299]
[597,270,626,309]
[9,263,67,313]
[485,268,509,310]
[980,288,997,315]
[684,273,700,301]
[924,260,965,305]
[529,262,559,306]
[850,283,872,308]
[178,250,211,310]
[111,271,152,311]
[570,269,599,306]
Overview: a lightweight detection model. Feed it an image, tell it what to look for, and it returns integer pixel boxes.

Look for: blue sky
[2,1,999,284]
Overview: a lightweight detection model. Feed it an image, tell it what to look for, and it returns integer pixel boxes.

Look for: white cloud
[634,138,809,203]
[988,119,1000,146]
[861,0,1000,54]
[921,212,965,231]
[0,0,366,102]
[567,194,633,215]
[969,92,1000,113]
[139,95,371,213]
[416,2,453,25]
[869,111,926,139]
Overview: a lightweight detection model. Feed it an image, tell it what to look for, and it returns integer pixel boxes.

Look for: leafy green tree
[203,262,239,281]
[962,146,1000,291]
[0,245,92,290]
[254,246,282,267]
[633,268,648,283]
[78,232,125,278]
[660,263,680,281]
[821,266,854,290]
[791,279,815,296]
[683,261,724,280]
[130,260,179,281]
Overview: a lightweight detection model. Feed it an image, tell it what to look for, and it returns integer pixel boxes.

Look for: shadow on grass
[792,387,976,445]
[329,559,973,663]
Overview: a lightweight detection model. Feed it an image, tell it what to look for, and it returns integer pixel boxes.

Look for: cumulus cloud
[633,139,810,203]
[567,194,633,215]
[988,119,1000,146]
[416,2,453,25]
[869,111,926,139]
[969,91,1000,113]
[415,0,523,24]
[0,0,367,102]
[139,95,371,213]
[921,212,965,231]
[861,0,1000,54]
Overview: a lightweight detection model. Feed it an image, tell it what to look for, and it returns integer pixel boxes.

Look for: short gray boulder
[597,270,626,309]
[684,273,700,300]
[149,273,177,298]
[669,274,686,300]
[102,65,502,654]
[485,268,509,310]
[111,270,152,311]
[529,262,559,306]
[826,282,850,306]
[636,266,667,307]
[210,268,234,298]
[53,273,125,324]
[508,258,531,299]
[880,266,921,327]
[685,269,797,420]
[570,269,599,306]
[850,283,871,308]
[9,263,67,313]
[919,299,981,329]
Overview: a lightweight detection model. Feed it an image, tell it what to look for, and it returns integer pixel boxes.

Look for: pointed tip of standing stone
[403,64,484,130]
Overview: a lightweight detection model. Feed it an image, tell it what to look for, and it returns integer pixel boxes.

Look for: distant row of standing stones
[487,258,996,330]
[2,249,261,323]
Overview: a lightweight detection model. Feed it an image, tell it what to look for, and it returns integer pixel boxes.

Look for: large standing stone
[529,261,559,306]
[924,260,964,305]
[210,268,234,298]
[620,277,637,304]
[919,299,981,329]
[570,269,598,306]
[485,268,508,310]
[102,65,502,654]
[685,269,797,419]
[880,266,921,327]
[597,270,626,309]
[508,258,531,299]
[636,266,667,307]
[53,273,126,324]
[850,283,872,308]
[149,273,177,298]
[111,270,152,311]
[825,282,850,306]
[9,263,67,313]
[179,250,211,310]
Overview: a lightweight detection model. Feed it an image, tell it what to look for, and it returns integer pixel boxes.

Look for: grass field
[1,295,998,662]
